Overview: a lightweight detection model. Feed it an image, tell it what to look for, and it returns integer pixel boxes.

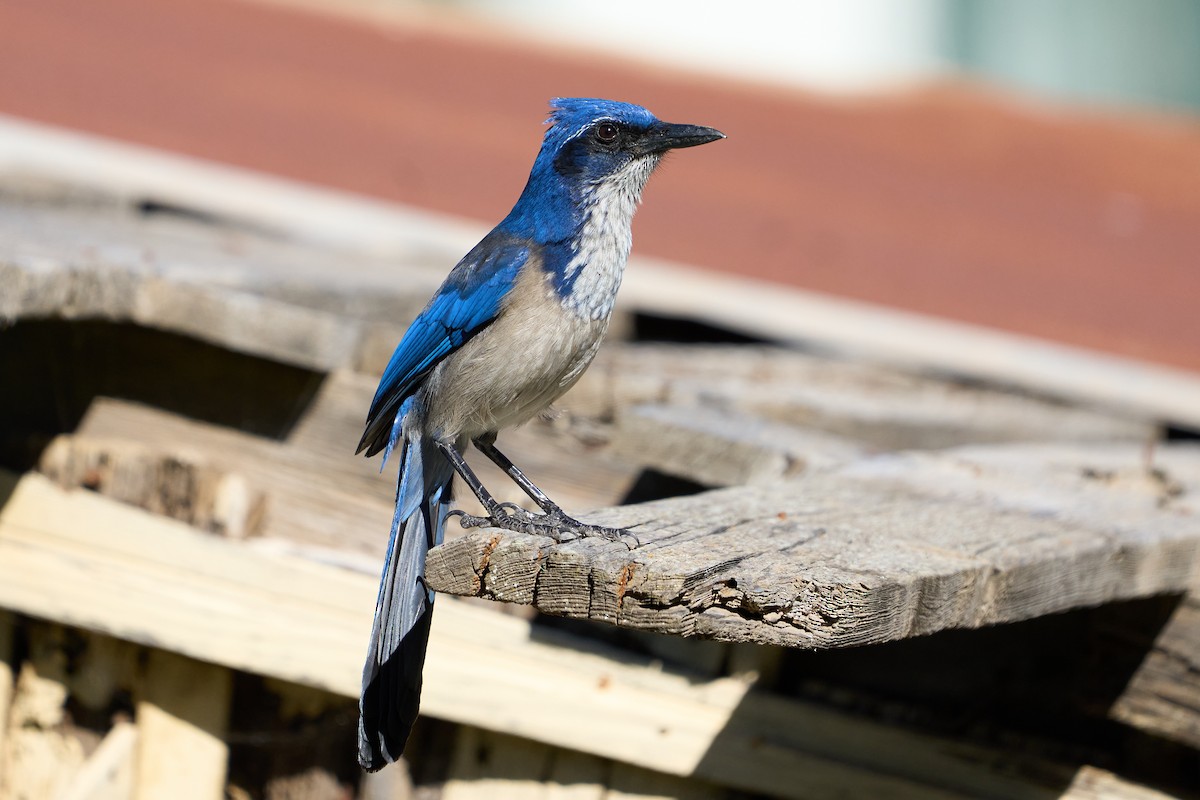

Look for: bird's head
[504,98,724,242]
[541,98,724,184]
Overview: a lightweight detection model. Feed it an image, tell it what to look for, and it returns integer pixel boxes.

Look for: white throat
[560,155,659,320]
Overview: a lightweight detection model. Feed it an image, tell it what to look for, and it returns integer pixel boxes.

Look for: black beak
[635,122,725,156]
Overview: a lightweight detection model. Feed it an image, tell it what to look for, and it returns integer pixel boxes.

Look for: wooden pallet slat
[426,443,1200,648]
[4,471,1189,799]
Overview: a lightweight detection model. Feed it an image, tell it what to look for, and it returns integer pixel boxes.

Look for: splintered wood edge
[425,469,1200,650]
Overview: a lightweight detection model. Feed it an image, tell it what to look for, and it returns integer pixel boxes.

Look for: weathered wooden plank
[56,375,638,554]
[555,341,1158,490]
[3,185,1165,509]
[0,471,926,799]
[39,435,265,538]
[0,470,375,693]
[566,344,1157,451]
[0,624,87,800]
[622,261,1200,431]
[0,192,442,372]
[611,403,866,487]
[5,108,1200,430]
[1059,767,1186,800]
[61,393,396,554]
[0,168,1182,453]
[0,610,13,786]
[46,345,1142,559]
[134,650,231,800]
[283,369,640,520]
[426,442,1200,649]
[10,117,1200,434]
[1109,592,1200,749]
[59,720,138,800]
[443,727,726,800]
[2,471,1174,800]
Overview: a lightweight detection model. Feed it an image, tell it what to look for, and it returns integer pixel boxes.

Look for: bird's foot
[497,502,535,519]
[448,507,638,549]
[448,502,532,529]
[536,508,639,548]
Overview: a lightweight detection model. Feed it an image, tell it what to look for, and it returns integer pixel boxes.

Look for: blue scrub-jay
[356,98,723,770]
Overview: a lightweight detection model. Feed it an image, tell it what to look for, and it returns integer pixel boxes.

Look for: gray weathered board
[41,376,1160,565]
[0,184,1159,504]
[567,343,1154,450]
[6,122,1200,431]
[427,442,1200,648]
[0,183,445,373]
[0,187,1158,454]
[565,343,1155,487]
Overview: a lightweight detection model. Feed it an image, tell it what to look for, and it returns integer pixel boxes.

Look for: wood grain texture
[58,376,638,555]
[4,471,1180,800]
[612,403,865,487]
[567,342,1156,488]
[134,651,230,800]
[4,165,1197,433]
[0,189,441,372]
[29,345,1163,571]
[426,442,1200,648]
[442,727,726,800]
[67,393,397,555]
[0,472,941,798]
[59,720,138,800]
[39,435,265,539]
[5,161,1199,437]
[568,344,1157,451]
[1109,592,1200,749]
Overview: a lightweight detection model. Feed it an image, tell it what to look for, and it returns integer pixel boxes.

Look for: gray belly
[419,293,609,440]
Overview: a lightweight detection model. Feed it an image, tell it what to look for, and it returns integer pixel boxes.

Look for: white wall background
[453,0,952,92]
[446,0,1200,112]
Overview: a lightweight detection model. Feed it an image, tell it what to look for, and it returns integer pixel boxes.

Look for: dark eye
[594,122,619,144]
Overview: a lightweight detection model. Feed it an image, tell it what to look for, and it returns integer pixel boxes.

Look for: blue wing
[357,230,530,457]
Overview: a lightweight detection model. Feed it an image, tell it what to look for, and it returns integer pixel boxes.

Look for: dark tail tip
[358,604,434,771]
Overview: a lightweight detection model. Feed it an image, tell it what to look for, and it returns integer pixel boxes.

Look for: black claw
[497,502,534,519]
[446,509,494,529]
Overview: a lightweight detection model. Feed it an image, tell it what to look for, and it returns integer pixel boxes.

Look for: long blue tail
[358,435,452,770]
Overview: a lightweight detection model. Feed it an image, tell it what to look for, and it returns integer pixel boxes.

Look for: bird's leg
[434,440,526,530]
[434,439,632,545]
[471,435,564,517]
[471,435,635,546]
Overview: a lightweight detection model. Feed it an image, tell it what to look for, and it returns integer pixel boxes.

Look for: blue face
[543,98,661,184]
[500,98,723,244]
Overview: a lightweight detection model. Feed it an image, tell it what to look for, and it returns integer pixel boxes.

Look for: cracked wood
[425,442,1200,648]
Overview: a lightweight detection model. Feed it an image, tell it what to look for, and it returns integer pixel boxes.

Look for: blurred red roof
[2,0,1198,371]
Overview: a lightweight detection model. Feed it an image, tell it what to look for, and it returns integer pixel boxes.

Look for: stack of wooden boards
[0,170,1197,799]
